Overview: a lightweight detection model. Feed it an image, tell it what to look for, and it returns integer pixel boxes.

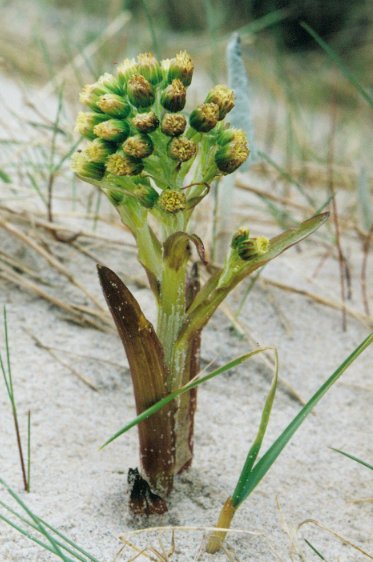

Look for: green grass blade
[232,349,279,505]
[233,333,372,506]
[330,448,373,471]
[258,151,317,208]
[300,22,373,107]
[0,499,92,562]
[0,497,101,562]
[304,539,326,560]
[101,348,271,448]
[0,513,60,558]
[0,478,71,560]
[237,9,289,37]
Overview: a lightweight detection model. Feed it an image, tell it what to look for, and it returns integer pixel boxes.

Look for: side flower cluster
[72,51,250,210]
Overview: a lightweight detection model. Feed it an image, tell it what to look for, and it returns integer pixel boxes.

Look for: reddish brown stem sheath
[98,265,175,498]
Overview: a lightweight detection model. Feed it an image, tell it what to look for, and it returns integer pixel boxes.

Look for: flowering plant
[72,51,328,515]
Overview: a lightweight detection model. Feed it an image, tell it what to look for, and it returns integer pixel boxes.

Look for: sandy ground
[0,76,372,562]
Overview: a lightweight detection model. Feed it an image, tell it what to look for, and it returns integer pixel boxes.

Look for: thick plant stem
[157,247,200,474]
[206,496,236,554]
[157,260,188,374]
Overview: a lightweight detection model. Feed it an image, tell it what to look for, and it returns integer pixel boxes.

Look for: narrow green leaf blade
[233,333,373,506]
[101,348,270,448]
[232,349,278,505]
[0,478,71,561]
[331,448,373,471]
[182,213,329,343]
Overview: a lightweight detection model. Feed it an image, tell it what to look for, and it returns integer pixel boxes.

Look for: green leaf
[101,347,271,448]
[163,232,206,270]
[232,332,373,506]
[182,213,329,344]
[232,349,278,505]
[331,448,373,471]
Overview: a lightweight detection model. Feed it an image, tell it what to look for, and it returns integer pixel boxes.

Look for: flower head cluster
[72,51,250,213]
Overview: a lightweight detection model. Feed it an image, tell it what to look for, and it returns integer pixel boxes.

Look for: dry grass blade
[0,218,109,315]
[261,277,373,328]
[327,101,348,331]
[39,11,132,98]
[0,249,43,280]
[361,227,372,316]
[0,205,135,248]
[236,178,311,213]
[0,263,109,331]
[220,301,306,405]
[297,519,373,560]
[26,330,99,391]
[118,526,262,561]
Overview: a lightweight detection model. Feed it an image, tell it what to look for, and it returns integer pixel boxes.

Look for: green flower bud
[189,102,219,133]
[106,153,144,176]
[136,52,162,85]
[158,189,186,213]
[79,84,100,110]
[217,127,246,146]
[127,75,155,108]
[132,111,159,133]
[161,113,187,137]
[122,134,153,159]
[205,85,235,120]
[133,183,159,208]
[215,133,249,174]
[117,58,137,85]
[84,139,114,163]
[97,94,131,118]
[231,227,250,249]
[168,137,197,162]
[75,112,108,139]
[161,79,186,112]
[97,72,122,95]
[93,119,130,142]
[71,152,105,180]
[168,51,194,86]
[237,236,270,260]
